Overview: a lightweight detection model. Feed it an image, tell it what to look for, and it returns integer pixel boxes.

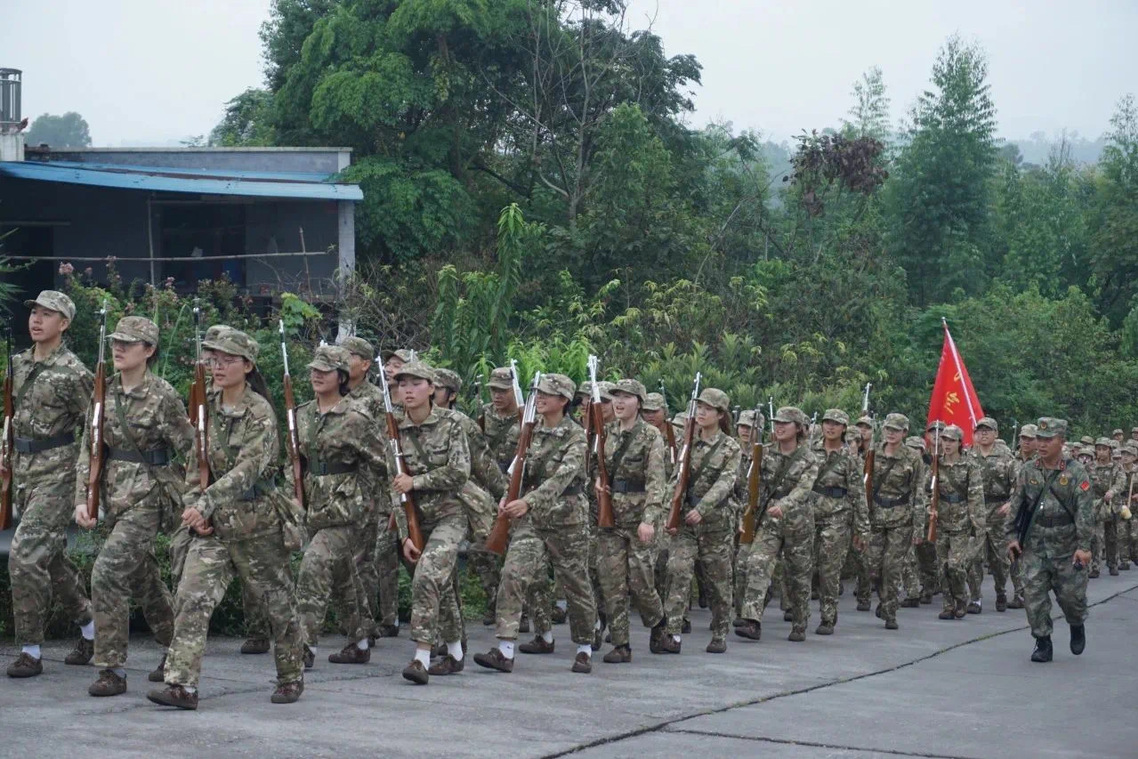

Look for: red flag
[927,318,984,446]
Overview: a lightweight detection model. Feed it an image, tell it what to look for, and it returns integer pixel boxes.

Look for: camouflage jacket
[289,397,388,532]
[758,441,819,530]
[505,414,587,528]
[347,378,385,420]
[928,455,985,535]
[480,403,519,472]
[868,442,926,532]
[185,386,283,540]
[11,343,92,481]
[811,440,870,536]
[447,408,507,500]
[672,429,741,530]
[387,406,470,541]
[1090,461,1126,518]
[1006,457,1094,555]
[734,446,754,516]
[74,371,194,518]
[596,418,667,527]
[970,445,1017,521]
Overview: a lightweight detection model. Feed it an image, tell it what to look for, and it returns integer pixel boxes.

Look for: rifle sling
[759,445,808,513]
[14,362,45,415]
[686,435,727,501]
[871,456,900,504]
[605,428,637,489]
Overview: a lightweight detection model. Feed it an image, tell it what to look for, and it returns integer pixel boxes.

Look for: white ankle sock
[22,644,41,659]
[594,619,602,631]
[80,621,95,641]
[498,640,515,659]
[183,685,197,694]
[414,648,431,667]
[356,638,369,651]
[576,643,591,656]
[671,634,681,644]
[446,640,464,661]
[540,630,554,644]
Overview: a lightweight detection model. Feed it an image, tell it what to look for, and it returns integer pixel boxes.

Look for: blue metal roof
[0,160,363,201]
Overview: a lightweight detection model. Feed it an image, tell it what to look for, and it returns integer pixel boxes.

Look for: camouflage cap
[1132,427,1138,434]
[975,416,998,431]
[433,367,462,392]
[1019,424,1038,439]
[927,419,946,434]
[597,381,616,400]
[340,336,375,362]
[883,413,910,431]
[855,415,875,428]
[203,328,259,363]
[108,316,158,345]
[773,405,807,425]
[698,388,730,413]
[642,392,666,412]
[1035,417,1068,439]
[1079,435,1095,446]
[1111,439,1121,450]
[611,378,646,401]
[1123,443,1138,457]
[904,436,926,451]
[672,412,688,428]
[577,380,613,401]
[941,424,964,442]
[1113,428,1125,436]
[203,324,233,343]
[1076,445,1094,458]
[737,409,758,428]
[307,344,351,373]
[394,360,436,383]
[536,372,575,400]
[822,408,849,426]
[382,348,417,363]
[1096,437,1114,448]
[25,289,76,321]
[488,367,514,390]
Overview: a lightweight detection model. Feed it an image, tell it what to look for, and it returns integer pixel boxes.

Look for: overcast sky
[3,0,1135,147]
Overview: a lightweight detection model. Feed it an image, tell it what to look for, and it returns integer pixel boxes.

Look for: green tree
[886,36,997,306]
[210,88,276,146]
[1089,94,1138,323]
[25,112,92,148]
[842,66,891,141]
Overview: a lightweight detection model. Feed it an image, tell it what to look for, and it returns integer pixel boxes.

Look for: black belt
[1035,511,1075,528]
[563,484,583,496]
[874,494,910,509]
[107,447,172,466]
[238,483,271,501]
[308,461,359,476]
[984,494,1008,505]
[940,493,965,504]
[611,479,646,493]
[813,485,848,498]
[14,432,75,454]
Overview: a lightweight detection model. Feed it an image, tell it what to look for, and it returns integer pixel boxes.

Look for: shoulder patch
[1080,480,1091,491]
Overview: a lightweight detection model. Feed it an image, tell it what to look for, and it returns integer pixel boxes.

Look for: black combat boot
[1030,635,1053,663]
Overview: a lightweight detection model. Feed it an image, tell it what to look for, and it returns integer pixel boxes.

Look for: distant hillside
[1006,132,1106,166]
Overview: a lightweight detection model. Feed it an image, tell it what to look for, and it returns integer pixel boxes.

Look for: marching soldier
[1089,438,1125,577]
[5,291,95,678]
[969,417,1017,611]
[73,316,195,696]
[732,409,760,625]
[1006,418,1093,663]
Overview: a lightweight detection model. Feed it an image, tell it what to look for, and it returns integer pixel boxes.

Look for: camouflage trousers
[902,547,920,599]
[296,525,367,648]
[597,524,664,646]
[172,522,273,640]
[166,530,303,688]
[330,512,380,638]
[1022,543,1089,638]
[845,534,872,604]
[1102,515,1122,570]
[437,563,466,644]
[374,513,401,627]
[407,514,468,645]
[1123,518,1138,564]
[526,556,555,636]
[936,530,973,611]
[739,512,813,629]
[734,541,752,618]
[970,521,1009,599]
[663,522,734,638]
[496,518,596,644]
[92,503,175,668]
[467,546,501,616]
[915,540,939,595]
[866,523,912,622]
[8,473,92,646]
[814,513,854,625]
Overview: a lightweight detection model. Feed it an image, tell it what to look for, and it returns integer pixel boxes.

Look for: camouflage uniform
[866,414,926,625]
[663,390,741,641]
[928,430,985,614]
[476,374,520,615]
[387,363,472,648]
[810,410,870,629]
[76,318,195,670]
[732,410,761,620]
[595,384,667,649]
[494,375,596,647]
[1087,443,1124,574]
[292,345,389,651]
[968,420,1018,605]
[1006,419,1092,641]
[848,417,876,609]
[1008,428,1038,601]
[8,310,94,648]
[165,333,303,690]
[737,407,819,634]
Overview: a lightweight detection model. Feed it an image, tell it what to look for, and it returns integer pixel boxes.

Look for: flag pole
[942,317,979,432]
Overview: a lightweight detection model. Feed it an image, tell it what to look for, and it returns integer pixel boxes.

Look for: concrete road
[2,572,1136,759]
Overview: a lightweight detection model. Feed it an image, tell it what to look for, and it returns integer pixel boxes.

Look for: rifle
[588,355,614,528]
[188,301,209,492]
[379,358,425,553]
[0,318,13,530]
[84,301,109,523]
[740,401,764,544]
[861,383,874,511]
[808,411,818,446]
[659,380,677,465]
[1010,419,1019,452]
[279,321,305,509]
[768,396,775,438]
[486,372,541,555]
[927,426,940,543]
[665,373,702,532]
[509,359,524,423]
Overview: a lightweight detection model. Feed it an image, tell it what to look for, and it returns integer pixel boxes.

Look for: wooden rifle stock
[740,439,763,544]
[0,323,13,530]
[278,322,305,509]
[663,421,677,466]
[665,374,701,532]
[385,408,424,553]
[862,446,875,514]
[592,400,614,528]
[84,302,109,523]
[189,305,209,491]
[486,419,534,555]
